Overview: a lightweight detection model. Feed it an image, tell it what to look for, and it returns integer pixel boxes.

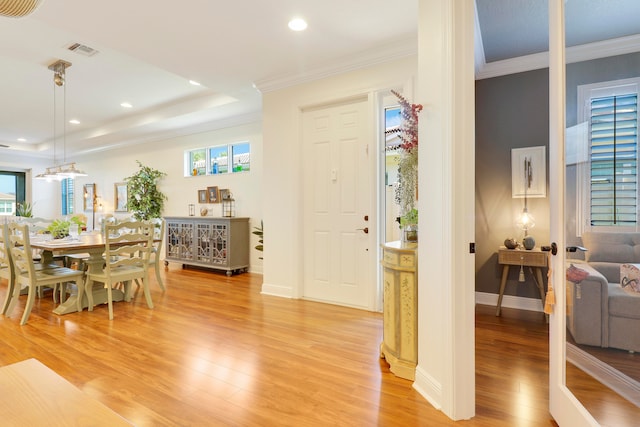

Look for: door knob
[356,227,369,234]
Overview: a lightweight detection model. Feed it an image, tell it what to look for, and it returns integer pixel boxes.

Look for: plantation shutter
[61,178,74,215]
[590,93,638,226]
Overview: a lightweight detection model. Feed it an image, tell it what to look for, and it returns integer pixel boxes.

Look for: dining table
[30,231,146,315]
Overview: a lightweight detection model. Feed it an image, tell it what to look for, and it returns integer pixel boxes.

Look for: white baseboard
[261,282,294,298]
[567,343,640,407]
[475,291,544,313]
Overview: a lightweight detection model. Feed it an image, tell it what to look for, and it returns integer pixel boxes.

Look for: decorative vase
[523,235,535,250]
[402,224,418,243]
[504,238,518,249]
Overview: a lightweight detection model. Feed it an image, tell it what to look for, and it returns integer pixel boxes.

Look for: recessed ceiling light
[17,138,26,142]
[121,102,133,108]
[189,80,201,86]
[288,17,307,31]
[69,119,80,125]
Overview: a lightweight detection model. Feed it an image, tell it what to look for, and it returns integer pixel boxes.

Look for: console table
[496,247,547,316]
[164,216,250,275]
[380,241,417,380]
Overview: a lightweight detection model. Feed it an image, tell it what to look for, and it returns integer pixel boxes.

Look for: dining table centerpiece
[392,90,422,242]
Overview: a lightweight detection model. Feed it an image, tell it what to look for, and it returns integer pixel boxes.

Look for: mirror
[564,0,640,422]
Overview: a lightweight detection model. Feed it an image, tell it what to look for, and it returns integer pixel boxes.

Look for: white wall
[261,57,417,298]
[7,121,264,273]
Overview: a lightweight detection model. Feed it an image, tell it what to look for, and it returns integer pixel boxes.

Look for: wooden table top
[30,233,159,253]
[0,358,131,426]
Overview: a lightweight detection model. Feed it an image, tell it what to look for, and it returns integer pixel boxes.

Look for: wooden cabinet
[380,241,417,380]
[164,216,250,275]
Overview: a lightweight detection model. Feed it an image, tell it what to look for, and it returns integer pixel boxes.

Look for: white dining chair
[84,220,154,320]
[148,218,165,291]
[0,223,16,316]
[7,222,86,325]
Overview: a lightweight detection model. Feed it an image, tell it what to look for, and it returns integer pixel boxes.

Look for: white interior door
[548,1,599,424]
[302,98,372,308]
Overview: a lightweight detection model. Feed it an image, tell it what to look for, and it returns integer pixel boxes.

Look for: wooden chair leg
[154,262,165,292]
[106,282,114,320]
[20,285,37,325]
[142,277,154,309]
[1,278,14,315]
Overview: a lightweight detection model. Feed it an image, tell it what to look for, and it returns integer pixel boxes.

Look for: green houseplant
[124,161,167,220]
[46,215,86,239]
[252,220,263,259]
[16,202,33,217]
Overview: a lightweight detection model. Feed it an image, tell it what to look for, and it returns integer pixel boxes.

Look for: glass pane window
[0,172,25,216]
[61,178,74,215]
[189,149,207,176]
[577,78,640,234]
[589,93,638,227]
[209,146,229,174]
[231,142,250,173]
[185,142,250,177]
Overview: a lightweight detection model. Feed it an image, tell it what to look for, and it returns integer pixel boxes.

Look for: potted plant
[46,215,87,239]
[124,161,167,220]
[252,220,263,259]
[400,208,418,242]
[16,202,33,217]
[392,90,422,243]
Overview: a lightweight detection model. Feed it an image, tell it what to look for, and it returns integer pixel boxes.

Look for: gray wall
[475,69,550,298]
[476,51,640,298]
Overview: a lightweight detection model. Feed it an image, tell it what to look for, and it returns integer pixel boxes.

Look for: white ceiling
[2,0,640,161]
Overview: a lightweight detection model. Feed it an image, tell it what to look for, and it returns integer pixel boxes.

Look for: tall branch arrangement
[392,90,422,223]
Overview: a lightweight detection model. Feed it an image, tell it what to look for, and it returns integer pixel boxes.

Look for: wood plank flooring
[0,265,636,426]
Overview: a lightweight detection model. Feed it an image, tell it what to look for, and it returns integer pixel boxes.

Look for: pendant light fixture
[0,0,44,18]
[36,59,87,181]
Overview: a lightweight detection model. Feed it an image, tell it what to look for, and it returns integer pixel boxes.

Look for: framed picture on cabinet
[219,188,231,201]
[198,190,208,204]
[207,186,219,203]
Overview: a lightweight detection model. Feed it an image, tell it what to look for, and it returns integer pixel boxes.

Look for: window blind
[61,178,74,215]
[590,93,638,226]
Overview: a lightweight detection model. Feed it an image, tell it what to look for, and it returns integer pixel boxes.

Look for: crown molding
[254,37,418,93]
[476,33,640,80]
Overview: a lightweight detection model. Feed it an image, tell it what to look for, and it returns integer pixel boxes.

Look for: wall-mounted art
[84,183,96,211]
[512,146,546,198]
[114,182,128,212]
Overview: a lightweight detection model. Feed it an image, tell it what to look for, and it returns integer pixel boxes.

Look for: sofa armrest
[566,263,610,347]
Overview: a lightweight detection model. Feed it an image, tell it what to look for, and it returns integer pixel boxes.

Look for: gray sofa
[567,231,640,353]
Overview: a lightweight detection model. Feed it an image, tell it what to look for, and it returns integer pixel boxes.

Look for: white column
[413,0,475,420]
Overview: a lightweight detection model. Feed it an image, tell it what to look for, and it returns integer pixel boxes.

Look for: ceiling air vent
[0,144,9,148]
[67,43,99,57]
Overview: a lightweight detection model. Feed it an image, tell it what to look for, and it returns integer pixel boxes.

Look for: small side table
[496,247,548,316]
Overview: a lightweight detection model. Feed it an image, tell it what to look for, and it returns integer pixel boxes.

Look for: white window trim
[576,77,640,236]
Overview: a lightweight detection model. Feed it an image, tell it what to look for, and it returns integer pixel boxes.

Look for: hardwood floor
[0,265,635,426]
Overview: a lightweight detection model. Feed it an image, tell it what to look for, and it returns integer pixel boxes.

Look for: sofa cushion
[609,283,640,319]
[589,262,624,284]
[583,231,640,263]
[621,263,640,294]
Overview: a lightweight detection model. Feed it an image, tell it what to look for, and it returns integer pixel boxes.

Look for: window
[577,78,640,233]
[0,171,25,216]
[61,178,74,215]
[185,142,250,177]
